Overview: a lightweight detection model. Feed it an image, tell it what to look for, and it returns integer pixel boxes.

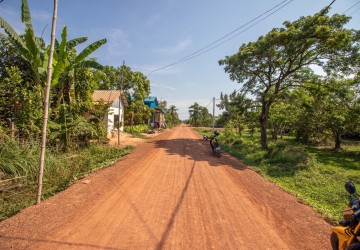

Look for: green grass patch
[194,128,360,222]
[0,141,133,221]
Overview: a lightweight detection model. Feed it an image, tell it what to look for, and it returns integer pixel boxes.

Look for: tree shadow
[307,147,360,171]
[148,137,247,170]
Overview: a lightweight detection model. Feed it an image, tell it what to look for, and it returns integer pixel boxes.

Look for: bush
[0,139,133,221]
[124,124,150,134]
[265,143,313,169]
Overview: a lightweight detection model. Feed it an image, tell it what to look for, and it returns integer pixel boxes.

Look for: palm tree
[168,105,178,125]
[189,102,201,126]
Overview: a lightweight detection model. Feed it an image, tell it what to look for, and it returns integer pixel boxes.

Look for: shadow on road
[150,137,247,170]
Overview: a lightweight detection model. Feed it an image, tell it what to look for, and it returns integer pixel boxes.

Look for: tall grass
[0,139,132,221]
[195,128,360,222]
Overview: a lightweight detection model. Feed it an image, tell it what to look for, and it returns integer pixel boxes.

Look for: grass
[195,128,360,222]
[0,141,133,221]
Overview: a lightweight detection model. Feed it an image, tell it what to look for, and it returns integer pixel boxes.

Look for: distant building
[92,90,128,135]
[144,97,165,128]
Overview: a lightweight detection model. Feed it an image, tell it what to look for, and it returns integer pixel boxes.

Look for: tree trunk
[271,121,278,140]
[334,132,341,150]
[259,99,271,149]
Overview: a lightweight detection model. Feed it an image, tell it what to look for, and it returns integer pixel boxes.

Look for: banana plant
[0,0,46,86]
[51,26,106,110]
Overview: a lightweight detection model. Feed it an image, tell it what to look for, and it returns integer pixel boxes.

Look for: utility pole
[212,97,215,132]
[118,60,125,146]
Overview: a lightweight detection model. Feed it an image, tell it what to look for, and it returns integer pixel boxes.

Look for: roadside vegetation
[0,1,181,221]
[189,5,359,223]
[0,134,133,221]
[196,128,360,222]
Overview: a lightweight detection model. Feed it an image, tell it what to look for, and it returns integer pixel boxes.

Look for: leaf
[52,52,68,87]
[24,28,41,67]
[21,0,33,31]
[55,26,67,64]
[0,32,7,40]
[74,39,107,65]
[67,37,88,48]
[0,17,27,50]
[77,60,104,70]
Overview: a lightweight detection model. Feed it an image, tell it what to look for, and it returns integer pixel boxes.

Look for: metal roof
[92,90,128,107]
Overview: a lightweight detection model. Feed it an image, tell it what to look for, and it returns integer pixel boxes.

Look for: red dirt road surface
[0,125,332,249]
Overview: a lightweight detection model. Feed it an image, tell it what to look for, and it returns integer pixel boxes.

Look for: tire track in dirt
[0,124,332,249]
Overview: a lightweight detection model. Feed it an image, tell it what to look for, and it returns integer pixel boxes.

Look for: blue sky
[1,0,359,120]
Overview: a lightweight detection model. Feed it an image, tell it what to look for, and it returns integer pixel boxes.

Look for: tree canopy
[219,9,359,149]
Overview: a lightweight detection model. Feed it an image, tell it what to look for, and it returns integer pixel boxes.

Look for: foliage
[291,78,360,148]
[165,105,181,127]
[188,102,212,127]
[124,124,150,135]
[0,0,108,150]
[0,137,133,220]
[219,9,359,149]
[217,91,254,135]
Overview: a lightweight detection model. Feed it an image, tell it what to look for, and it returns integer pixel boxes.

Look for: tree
[217,91,252,135]
[188,102,211,127]
[219,9,358,149]
[292,78,359,149]
[166,105,180,126]
[51,26,106,111]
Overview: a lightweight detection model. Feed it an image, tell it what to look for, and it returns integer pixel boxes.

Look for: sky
[0,0,359,120]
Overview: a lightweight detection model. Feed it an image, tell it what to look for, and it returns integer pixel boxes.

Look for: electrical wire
[349,6,360,16]
[343,0,360,14]
[170,0,295,67]
[148,0,294,74]
[205,99,213,108]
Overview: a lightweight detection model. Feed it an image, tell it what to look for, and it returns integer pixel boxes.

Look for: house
[144,97,166,128]
[92,90,128,136]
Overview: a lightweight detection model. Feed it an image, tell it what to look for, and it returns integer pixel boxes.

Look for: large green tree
[188,102,211,127]
[217,91,252,135]
[292,78,359,149]
[219,9,358,149]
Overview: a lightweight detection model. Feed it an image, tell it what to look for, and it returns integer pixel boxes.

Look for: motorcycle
[203,130,221,157]
[331,182,360,250]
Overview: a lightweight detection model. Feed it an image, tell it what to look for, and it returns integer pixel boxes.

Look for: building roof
[92,90,128,107]
[144,97,158,108]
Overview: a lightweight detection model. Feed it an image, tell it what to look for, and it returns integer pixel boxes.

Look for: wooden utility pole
[212,97,215,132]
[118,60,125,146]
[37,0,58,204]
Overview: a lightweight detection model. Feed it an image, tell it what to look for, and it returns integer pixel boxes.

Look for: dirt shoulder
[107,130,162,147]
[0,125,332,249]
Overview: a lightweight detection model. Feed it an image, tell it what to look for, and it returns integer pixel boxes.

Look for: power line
[171,0,295,66]
[148,0,295,74]
[343,0,360,14]
[349,6,360,16]
[169,0,290,65]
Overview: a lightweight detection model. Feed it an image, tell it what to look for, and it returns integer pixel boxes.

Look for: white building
[92,90,128,136]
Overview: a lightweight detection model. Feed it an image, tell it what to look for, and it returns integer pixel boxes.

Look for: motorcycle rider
[209,130,220,152]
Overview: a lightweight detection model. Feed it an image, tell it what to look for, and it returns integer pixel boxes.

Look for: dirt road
[0,125,332,249]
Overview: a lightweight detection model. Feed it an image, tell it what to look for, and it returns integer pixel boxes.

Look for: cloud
[107,29,131,55]
[90,28,131,56]
[151,83,175,90]
[155,37,192,54]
